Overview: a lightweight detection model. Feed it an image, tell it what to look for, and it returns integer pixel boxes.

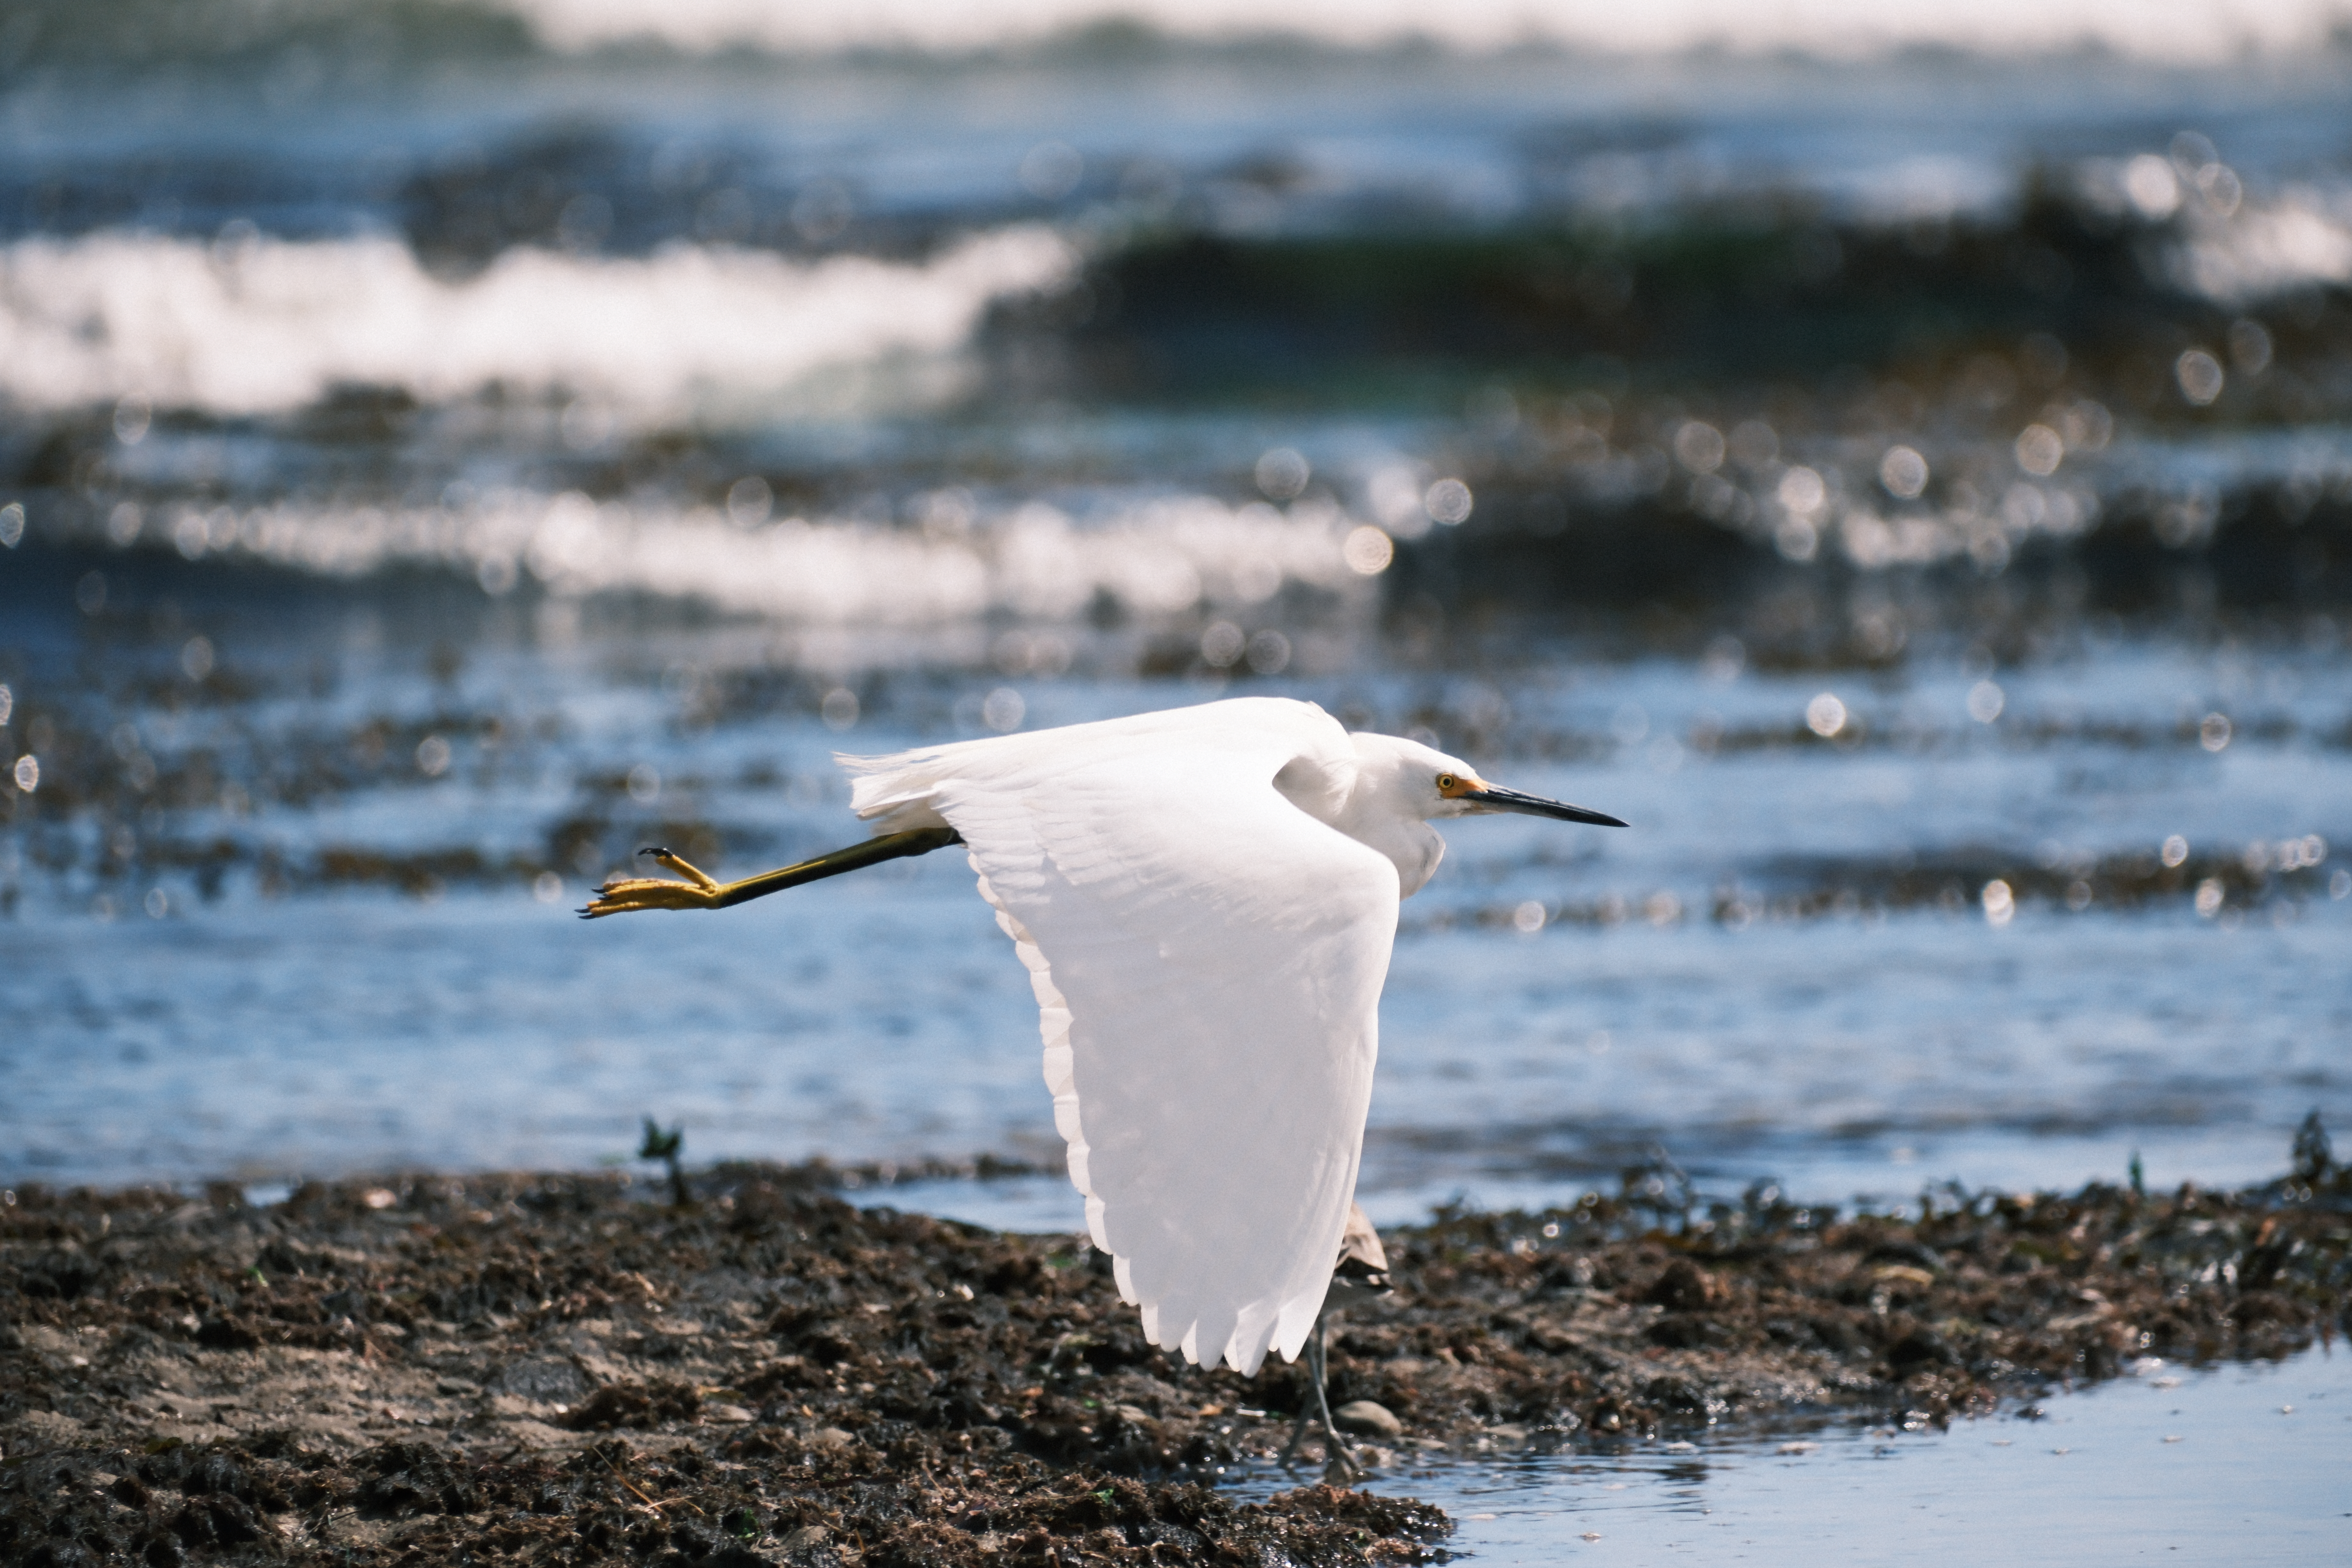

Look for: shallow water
[3,620,2345,1208]
[1233,1345,2352,1563]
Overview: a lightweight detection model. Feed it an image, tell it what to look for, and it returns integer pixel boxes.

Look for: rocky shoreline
[4,1149,2347,1566]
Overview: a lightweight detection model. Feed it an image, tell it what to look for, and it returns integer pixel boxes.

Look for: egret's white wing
[847,700,1397,1374]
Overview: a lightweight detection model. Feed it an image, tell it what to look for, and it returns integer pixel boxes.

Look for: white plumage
[586,695,1622,1377]
[847,699,1398,1374]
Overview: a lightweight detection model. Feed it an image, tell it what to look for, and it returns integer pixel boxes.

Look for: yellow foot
[580,848,722,918]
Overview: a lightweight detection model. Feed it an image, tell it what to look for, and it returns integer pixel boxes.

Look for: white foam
[2169,192,2352,306]
[512,0,2340,63]
[0,227,1076,418]
[145,491,1378,624]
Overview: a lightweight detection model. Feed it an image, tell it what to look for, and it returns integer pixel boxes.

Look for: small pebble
[2163,1435,2183,1443]
[1776,1441,1818,1455]
[1582,1532,1602,1542]
[1333,1399,1402,1439]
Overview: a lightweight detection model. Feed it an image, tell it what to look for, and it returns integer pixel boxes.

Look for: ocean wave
[509,0,2336,62]
[126,490,1382,623]
[9,0,2336,75]
[2168,194,2352,307]
[0,227,1076,418]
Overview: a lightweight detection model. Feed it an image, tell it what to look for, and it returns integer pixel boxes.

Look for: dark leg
[1310,1323,1359,1480]
[1280,1321,1320,1469]
[580,828,962,919]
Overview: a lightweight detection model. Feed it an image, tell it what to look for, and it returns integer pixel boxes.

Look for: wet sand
[2,1158,2344,1565]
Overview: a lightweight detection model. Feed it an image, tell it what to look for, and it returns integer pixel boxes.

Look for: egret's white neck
[1330,736,1449,897]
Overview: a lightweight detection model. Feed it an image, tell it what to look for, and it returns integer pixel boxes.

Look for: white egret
[585,696,1622,1383]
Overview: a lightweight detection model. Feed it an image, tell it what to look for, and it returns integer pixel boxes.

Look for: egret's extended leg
[1280,1325,1321,1468]
[1310,1323,1360,1480]
[1279,1320,1359,1478]
[579,828,962,919]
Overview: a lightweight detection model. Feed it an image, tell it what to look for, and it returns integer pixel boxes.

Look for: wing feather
[846,700,1398,1374]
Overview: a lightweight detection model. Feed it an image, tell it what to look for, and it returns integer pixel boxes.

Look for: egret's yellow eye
[1436,772,1458,792]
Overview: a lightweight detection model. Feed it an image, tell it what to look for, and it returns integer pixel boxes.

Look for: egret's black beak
[1465,785,1627,828]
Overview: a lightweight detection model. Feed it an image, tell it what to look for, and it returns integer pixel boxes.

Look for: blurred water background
[2,1,2349,1222]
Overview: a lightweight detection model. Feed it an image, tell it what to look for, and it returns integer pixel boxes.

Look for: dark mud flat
[3,1157,2347,1568]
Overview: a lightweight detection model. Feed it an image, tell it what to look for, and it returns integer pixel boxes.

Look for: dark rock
[19,1251,101,1300]
[1640,1374,1727,1422]
[1647,1313,1731,1350]
[1865,1240,1947,1275]
[1331,1399,1402,1438]
[497,1357,592,1405]
[1808,1314,1863,1354]
[1643,1259,1720,1312]
[194,1316,260,1351]
[1887,1328,1958,1371]
[356,1441,482,1517]
[561,1380,702,1431]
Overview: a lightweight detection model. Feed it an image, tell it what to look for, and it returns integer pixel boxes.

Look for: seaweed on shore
[2,1145,2346,1566]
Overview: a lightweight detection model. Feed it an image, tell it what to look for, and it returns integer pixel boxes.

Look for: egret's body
[587,696,1620,1381]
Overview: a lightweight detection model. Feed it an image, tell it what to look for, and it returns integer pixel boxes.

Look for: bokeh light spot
[1342,525,1394,575]
[2124,154,2181,218]
[2014,424,2064,476]
[1244,629,1291,676]
[114,394,152,446]
[1424,478,1474,526]
[982,687,1026,732]
[2175,350,2225,407]
[1254,447,1310,501]
[727,476,773,527]
[1879,445,1929,499]
[1673,421,1725,474]
[1778,466,1827,514]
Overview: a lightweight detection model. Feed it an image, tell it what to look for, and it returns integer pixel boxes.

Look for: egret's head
[1358,733,1626,828]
